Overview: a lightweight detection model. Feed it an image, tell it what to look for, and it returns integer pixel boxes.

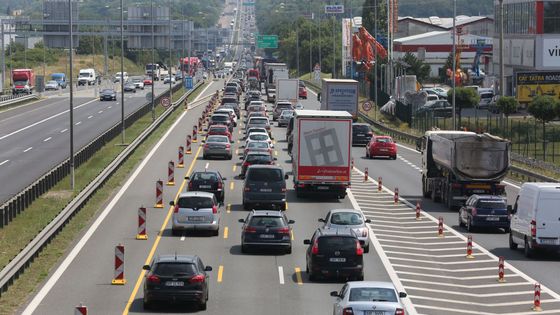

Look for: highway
[0,81,174,204]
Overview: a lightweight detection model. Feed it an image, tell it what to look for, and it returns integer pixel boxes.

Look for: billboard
[325,5,344,14]
[516,71,560,103]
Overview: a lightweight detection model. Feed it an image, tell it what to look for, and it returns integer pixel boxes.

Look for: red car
[366,136,397,159]
[143,78,153,85]
[207,125,233,142]
[299,86,307,99]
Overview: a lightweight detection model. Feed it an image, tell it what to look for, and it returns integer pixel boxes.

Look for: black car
[352,123,373,146]
[99,89,117,101]
[459,194,510,232]
[143,254,212,310]
[221,96,238,106]
[242,165,288,211]
[304,227,364,281]
[240,152,276,178]
[239,210,294,254]
[415,100,452,118]
[187,170,227,203]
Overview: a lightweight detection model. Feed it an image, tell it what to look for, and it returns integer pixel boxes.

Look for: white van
[77,68,97,86]
[509,183,560,257]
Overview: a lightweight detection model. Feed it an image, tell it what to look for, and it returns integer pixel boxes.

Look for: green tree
[528,95,558,159]
[447,87,480,129]
[496,96,518,138]
[402,52,431,83]
[362,0,387,38]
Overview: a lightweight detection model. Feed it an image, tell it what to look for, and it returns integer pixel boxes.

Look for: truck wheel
[422,177,430,198]
[431,188,440,203]
[509,232,518,250]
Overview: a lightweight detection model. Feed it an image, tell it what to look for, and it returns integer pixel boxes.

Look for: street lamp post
[452,0,457,130]
[499,0,505,97]
[120,0,126,144]
[168,1,172,103]
[374,0,378,120]
[68,0,75,189]
[151,0,155,121]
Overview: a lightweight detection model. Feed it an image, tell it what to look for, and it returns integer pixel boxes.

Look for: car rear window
[153,262,197,276]
[207,136,228,143]
[476,200,506,209]
[249,118,268,124]
[330,212,363,225]
[178,196,214,208]
[250,134,268,141]
[318,236,356,251]
[247,168,283,181]
[349,288,398,302]
[249,216,284,227]
[375,137,392,143]
[353,125,370,133]
[277,104,292,110]
[192,172,218,181]
[248,142,269,149]
[247,154,272,163]
[212,115,228,121]
[210,127,227,133]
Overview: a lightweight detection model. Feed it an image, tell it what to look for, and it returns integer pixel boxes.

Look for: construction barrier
[533,283,542,311]
[498,256,505,282]
[186,135,192,154]
[178,146,184,168]
[394,188,399,204]
[184,98,188,110]
[415,201,421,220]
[377,177,382,192]
[466,235,474,259]
[155,180,163,208]
[136,207,148,240]
[111,244,126,285]
[192,126,198,143]
[167,161,175,186]
[437,217,444,237]
[364,168,368,182]
[75,303,87,315]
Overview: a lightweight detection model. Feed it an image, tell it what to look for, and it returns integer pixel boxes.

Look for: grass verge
[0,83,208,315]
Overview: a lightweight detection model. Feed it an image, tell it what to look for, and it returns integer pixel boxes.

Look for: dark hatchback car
[99,89,117,101]
[242,165,288,211]
[352,123,374,146]
[143,254,212,310]
[240,152,276,178]
[304,227,364,282]
[415,100,452,118]
[459,194,510,232]
[186,170,227,203]
[239,210,294,254]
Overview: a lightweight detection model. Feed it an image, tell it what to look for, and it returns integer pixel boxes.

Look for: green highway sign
[257,35,278,49]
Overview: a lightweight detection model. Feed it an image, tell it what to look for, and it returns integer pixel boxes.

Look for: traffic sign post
[184,76,193,90]
[362,101,372,112]
[257,35,278,49]
[160,97,171,108]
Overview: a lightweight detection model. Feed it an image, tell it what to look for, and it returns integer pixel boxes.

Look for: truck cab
[12,69,35,95]
[78,69,97,86]
[51,73,67,89]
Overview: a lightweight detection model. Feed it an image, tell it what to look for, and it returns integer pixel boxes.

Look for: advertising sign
[325,83,358,113]
[542,38,560,67]
[325,5,344,14]
[516,71,560,103]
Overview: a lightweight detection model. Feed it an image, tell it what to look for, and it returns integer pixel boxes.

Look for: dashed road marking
[232,165,237,172]
[60,129,67,133]
[217,265,224,283]
[278,266,285,284]
[223,227,229,239]
[98,110,103,114]
[75,121,81,126]
[294,267,303,285]
[230,182,234,190]
[43,137,52,142]
[23,147,33,153]
[0,159,9,166]
[226,203,231,214]
[88,115,93,119]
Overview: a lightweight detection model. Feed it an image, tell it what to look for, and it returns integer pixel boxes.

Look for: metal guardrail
[0,81,206,296]
[0,94,39,108]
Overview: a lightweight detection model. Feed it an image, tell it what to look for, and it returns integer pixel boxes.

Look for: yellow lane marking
[275,150,278,156]
[285,202,289,210]
[227,203,231,214]
[217,265,224,283]
[230,182,235,190]
[232,165,237,172]
[235,149,239,155]
[294,267,303,285]
[122,146,202,315]
[223,227,229,239]
[291,230,295,241]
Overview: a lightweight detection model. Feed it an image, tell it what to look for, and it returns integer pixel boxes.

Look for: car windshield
[192,172,218,181]
[348,288,398,302]
[246,168,282,181]
[477,200,506,209]
[102,89,113,93]
[330,212,363,225]
[249,216,284,227]
[153,262,197,277]
[353,125,370,133]
[177,196,213,208]
[207,136,228,143]
[376,137,392,143]
[248,142,268,149]
[250,134,268,141]
[210,127,227,133]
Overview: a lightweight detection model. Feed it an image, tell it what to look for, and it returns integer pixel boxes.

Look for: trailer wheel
[431,187,440,202]
[421,177,430,198]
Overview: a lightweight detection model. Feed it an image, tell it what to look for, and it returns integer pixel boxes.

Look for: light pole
[168,1,172,103]
[120,0,126,144]
[374,0,378,119]
[309,6,312,77]
[1,19,5,92]
[332,13,336,78]
[151,0,155,121]
[499,0,505,97]
[296,25,300,77]
[452,0,457,130]
[68,0,75,190]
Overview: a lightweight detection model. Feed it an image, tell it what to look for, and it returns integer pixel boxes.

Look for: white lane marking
[108,106,112,109]
[410,296,556,308]
[0,159,9,166]
[60,129,67,133]
[205,162,210,169]
[21,82,217,315]
[75,121,81,126]
[278,266,284,284]
[180,235,186,241]
[0,98,97,142]
[43,137,52,142]
[87,115,93,119]
[98,110,103,114]
[23,147,33,153]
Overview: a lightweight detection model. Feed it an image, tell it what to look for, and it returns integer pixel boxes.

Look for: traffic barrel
[186,136,192,154]
[192,126,198,143]
[136,207,148,240]
[75,303,87,315]
[498,256,505,283]
[533,283,542,311]
[415,201,421,220]
[394,188,399,204]
[111,244,126,285]
[154,180,163,208]
[351,157,354,170]
[466,235,474,259]
[167,161,175,186]
[178,146,185,168]
[364,168,368,182]
[198,117,203,133]
[437,217,444,237]
[377,177,382,192]
[184,98,188,110]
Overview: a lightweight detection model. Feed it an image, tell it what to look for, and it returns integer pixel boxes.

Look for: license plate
[259,234,275,238]
[380,148,388,152]
[539,238,558,245]
[188,216,205,222]
[260,188,272,192]
[165,281,184,286]
[357,134,365,136]
[365,311,385,315]
[473,189,486,193]
[329,257,346,262]
[317,186,329,190]
[486,216,500,221]
[199,185,211,189]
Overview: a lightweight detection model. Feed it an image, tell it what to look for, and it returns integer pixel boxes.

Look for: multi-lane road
[0,81,174,204]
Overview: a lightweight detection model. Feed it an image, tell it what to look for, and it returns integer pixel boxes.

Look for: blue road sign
[185,76,193,89]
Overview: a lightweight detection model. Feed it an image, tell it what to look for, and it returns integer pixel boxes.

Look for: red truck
[12,69,35,95]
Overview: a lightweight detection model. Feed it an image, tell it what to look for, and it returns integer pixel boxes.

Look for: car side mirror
[238,218,245,223]
[318,218,325,223]
[365,219,372,223]
[204,266,213,272]
[284,174,289,179]
[507,205,514,214]
[240,156,244,160]
[142,265,151,271]
[303,239,311,245]
[274,157,278,161]
[185,176,190,180]
[222,177,227,181]
[399,292,408,298]
[169,201,175,206]
[288,220,295,224]
[330,291,339,297]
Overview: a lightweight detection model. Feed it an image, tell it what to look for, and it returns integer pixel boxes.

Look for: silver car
[331,281,407,315]
[319,209,372,253]
[170,191,220,236]
[203,135,232,160]
[45,80,60,91]
[278,110,294,127]
[245,117,271,134]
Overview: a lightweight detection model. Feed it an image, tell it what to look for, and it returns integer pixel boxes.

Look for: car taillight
[311,240,319,255]
[147,274,160,284]
[173,205,179,213]
[217,181,223,190]
[212,205,218,214]
[356,240,364,256]
[342,307,354,315]
[395,308,405,315]
[451,183,462,189]
[244,187,251,192]
[278,227,290,235]
[297,183,306,188]
[226,143,231,149]
[362,229,368,237]
[471,208,477,216]
[281,187,286,192]
[189,274,205,283]
[531,220,536,237]
[243,162,250,167]
[244,226,257,233]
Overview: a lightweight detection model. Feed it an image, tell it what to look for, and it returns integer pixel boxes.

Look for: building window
[544,1,560,33]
